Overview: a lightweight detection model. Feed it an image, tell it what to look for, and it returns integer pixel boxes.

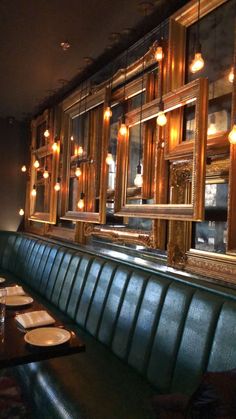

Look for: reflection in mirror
[194,182,228,254]
[182,103,196,142]
[34,155,51,213]
[36,122,47,149]
[186,0,234,136]
[127,124,143,195]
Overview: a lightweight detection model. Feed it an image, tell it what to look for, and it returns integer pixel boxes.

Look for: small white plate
[24,327,71,347]
[0,277,6,283]
[5,295,33,307]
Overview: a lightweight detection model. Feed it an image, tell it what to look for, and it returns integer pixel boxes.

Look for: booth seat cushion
[16,328,155,419]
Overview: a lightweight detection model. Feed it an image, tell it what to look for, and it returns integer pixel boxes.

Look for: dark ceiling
[0,0,189,121]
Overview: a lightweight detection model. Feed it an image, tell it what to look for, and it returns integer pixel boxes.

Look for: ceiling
[0,0,189,121]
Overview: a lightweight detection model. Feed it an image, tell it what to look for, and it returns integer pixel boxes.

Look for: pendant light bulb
[19,209,24,216]
[155,46,164,62]
[228,67,234,83]
[21,165,27,172]
[54,178,61,191]
[31,185,37,197]
[207,123,217,136]
[43,167,49,179]
[34,160,40,169]
[156,111,167,127]
[44,129,50,138]
[190,52,204,74]
[70,136,74,141]
[75,166,82,177]
[228,125,236,145]
[78,146,83,156]
[52,142,58,152]
[119,123,128,136]
[104,106,112,120]
[77,192,85,210]
[134,164,143,187]
[106,153,114,165]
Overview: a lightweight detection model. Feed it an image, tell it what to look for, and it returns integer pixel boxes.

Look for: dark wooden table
[0,280,85,368]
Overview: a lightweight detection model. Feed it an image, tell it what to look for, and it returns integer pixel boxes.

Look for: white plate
[0,277,6,283]
[24,327,71,347]
[5,295,33,307]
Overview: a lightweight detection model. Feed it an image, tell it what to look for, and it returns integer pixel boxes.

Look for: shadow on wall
[0,117,30,231]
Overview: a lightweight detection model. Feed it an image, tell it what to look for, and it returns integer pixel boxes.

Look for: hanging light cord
[138,31,147,166]
[197,0,201,50]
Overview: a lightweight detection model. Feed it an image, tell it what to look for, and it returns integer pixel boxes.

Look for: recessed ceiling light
[60,41,71,51]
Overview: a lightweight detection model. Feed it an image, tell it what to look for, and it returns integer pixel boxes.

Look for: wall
[0,117,29,231]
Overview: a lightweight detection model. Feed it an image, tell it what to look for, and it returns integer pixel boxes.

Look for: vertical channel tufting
[39,245,60,295]
[25,241,41,282]
[44,247,67,299]
[146,282,195,392]
[51,250,75,306]
[207,301,236,372]
[21,238,38,279]
[66,255,93,319]
[170,290,223,395]
[58,253,82,312]
[75,258,105,327]
[1,233,17,271]
[127,276,171,374]
[29,242,47,288]
[111,271,148,361]
[14,237,29,276]
[0,232,9,267]
[97,265,131,347]
[85,261,118,337]
[9,235,23,273]
[33,244,52,291]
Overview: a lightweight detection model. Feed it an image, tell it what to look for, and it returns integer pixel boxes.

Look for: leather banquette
[1,231,236,419]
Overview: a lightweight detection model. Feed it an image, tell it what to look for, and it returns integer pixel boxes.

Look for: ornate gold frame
[60,86,109,224]
[28,109,60,224]
[115,78,208,221]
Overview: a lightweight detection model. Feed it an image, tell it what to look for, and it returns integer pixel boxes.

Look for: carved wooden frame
[28,109,60,224]
[60,86,109,224]
[115,78,208,221]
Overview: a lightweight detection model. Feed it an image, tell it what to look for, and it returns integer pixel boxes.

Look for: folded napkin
[15,310,55,329]
[6,286,25,296]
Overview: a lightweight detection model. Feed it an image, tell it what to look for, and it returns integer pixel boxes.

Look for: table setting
[0,277,85,367]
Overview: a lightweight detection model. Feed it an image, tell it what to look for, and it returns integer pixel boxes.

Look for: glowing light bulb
[104,106,112,120]
[156,111,167,127]
[52,142,58,152]
[155,46,164,62]
[21,165,27,172]
[34,160,40,169]
[77,193,85,210]
[207,123,217,136]
[229,68,234,83]
[134,163,143,187]
[54,180,61,191]
[106,153,114,165]
[75,166,82,177]
[134,173,143,187]
[190,52,205,74]
[31,185,37,197]
[228,125,236,144]
[43,168,49,179]
[78,146,83,156]
[44,129,50,138]
[19,209,24,216]
[119,124,128,136]
[70,136,74,141]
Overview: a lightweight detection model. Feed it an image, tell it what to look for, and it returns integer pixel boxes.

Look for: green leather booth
[1,231,236,419]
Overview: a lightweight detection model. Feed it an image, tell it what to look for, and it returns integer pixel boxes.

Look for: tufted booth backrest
[1,231,236,395]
